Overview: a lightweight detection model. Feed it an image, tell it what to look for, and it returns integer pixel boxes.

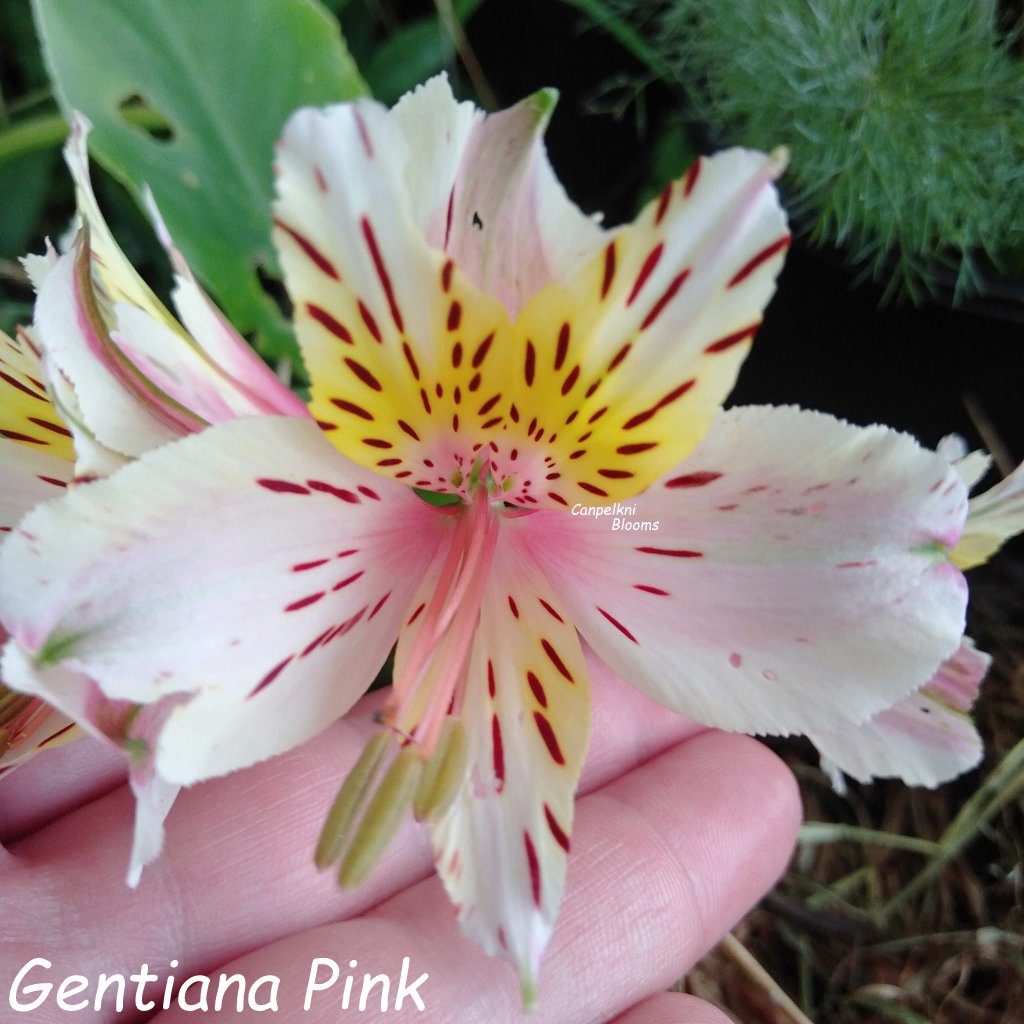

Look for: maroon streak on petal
[292,559,330,572]
[626,243,664,306]
[0,369,47,401]
[704,323,759,355]
[727,235,791,288]
[541,639,574,682]
[597,607,638,643]
[492,714,505,787]
[307,480,360,503]
[524,830,542,907]
[257,478,310,495]
[330,398,374,421]
[27,417,73,438]
[273,219,339,280]
[249,656,294,698]
[640,269,690,331]
[665,470,723,489]
[683,158,701,197]
[344,358,382,391]
[360,217,404,332]
[306,303,353,344]
[636,546,703,558]
[534,712,566,765]
[544,804,570,853]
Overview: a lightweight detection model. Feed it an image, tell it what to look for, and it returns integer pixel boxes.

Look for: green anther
[314,731,391,870]
[413,717,468,822]
[338,745,424,888]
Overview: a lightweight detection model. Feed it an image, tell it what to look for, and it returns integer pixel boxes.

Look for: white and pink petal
[33,240,189,457]
[523,405,969,735]
[495,146,791,506]
[812,638,989,788]
[397,76,607,316]
[0,417,443,719]
[427,522,590,1000]
[273,93,517,494]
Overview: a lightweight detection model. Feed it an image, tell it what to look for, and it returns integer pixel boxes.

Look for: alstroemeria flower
[0,78,970,994]
[0,115,304,870]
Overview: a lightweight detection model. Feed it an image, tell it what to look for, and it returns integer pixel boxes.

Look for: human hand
[0,665,799,1023]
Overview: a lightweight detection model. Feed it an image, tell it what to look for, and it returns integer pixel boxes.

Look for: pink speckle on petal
[729,652,742,668]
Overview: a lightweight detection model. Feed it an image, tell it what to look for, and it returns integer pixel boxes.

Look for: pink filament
[389,494,499,755]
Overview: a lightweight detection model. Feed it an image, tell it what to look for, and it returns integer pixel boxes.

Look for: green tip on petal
[35,630,88,667]
[520,972,538,1011]
[911,539,952,562]
[528,87,559,126]
[121,737,150,764]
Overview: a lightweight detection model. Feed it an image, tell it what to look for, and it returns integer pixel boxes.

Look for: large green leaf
[32,0,367,359]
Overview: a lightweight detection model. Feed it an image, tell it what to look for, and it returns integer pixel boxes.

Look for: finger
[0,734,125,843]
[150,732,800,1024]
[610,993,733,1024]
[1,665,700,995]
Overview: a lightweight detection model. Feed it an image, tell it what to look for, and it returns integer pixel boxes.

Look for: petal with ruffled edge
[273,95,516,496]
[500,147,790,507]
[33,115,306,456]
[62,113,177,328]
[0,328,74,460]
[525,406,968,735]
[33,239,189,457]
[811,637,988,788]
[393,76,607,316]
[0,418,444,746]
[42,359,128,481]
[424,521,590,1001]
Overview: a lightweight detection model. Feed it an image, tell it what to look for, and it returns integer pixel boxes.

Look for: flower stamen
[385,492,499,755]
[315,715,468,885]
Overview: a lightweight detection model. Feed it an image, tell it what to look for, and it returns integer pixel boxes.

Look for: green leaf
[32,0,368,361]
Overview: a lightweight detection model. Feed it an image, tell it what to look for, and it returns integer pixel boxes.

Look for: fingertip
[681,731,802,933]
[611,991,733,1024]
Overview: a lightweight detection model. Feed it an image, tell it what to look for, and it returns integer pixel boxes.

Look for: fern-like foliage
[613,0,1024,302]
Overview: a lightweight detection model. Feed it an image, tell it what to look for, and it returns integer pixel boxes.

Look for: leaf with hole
[32,0,368,361]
